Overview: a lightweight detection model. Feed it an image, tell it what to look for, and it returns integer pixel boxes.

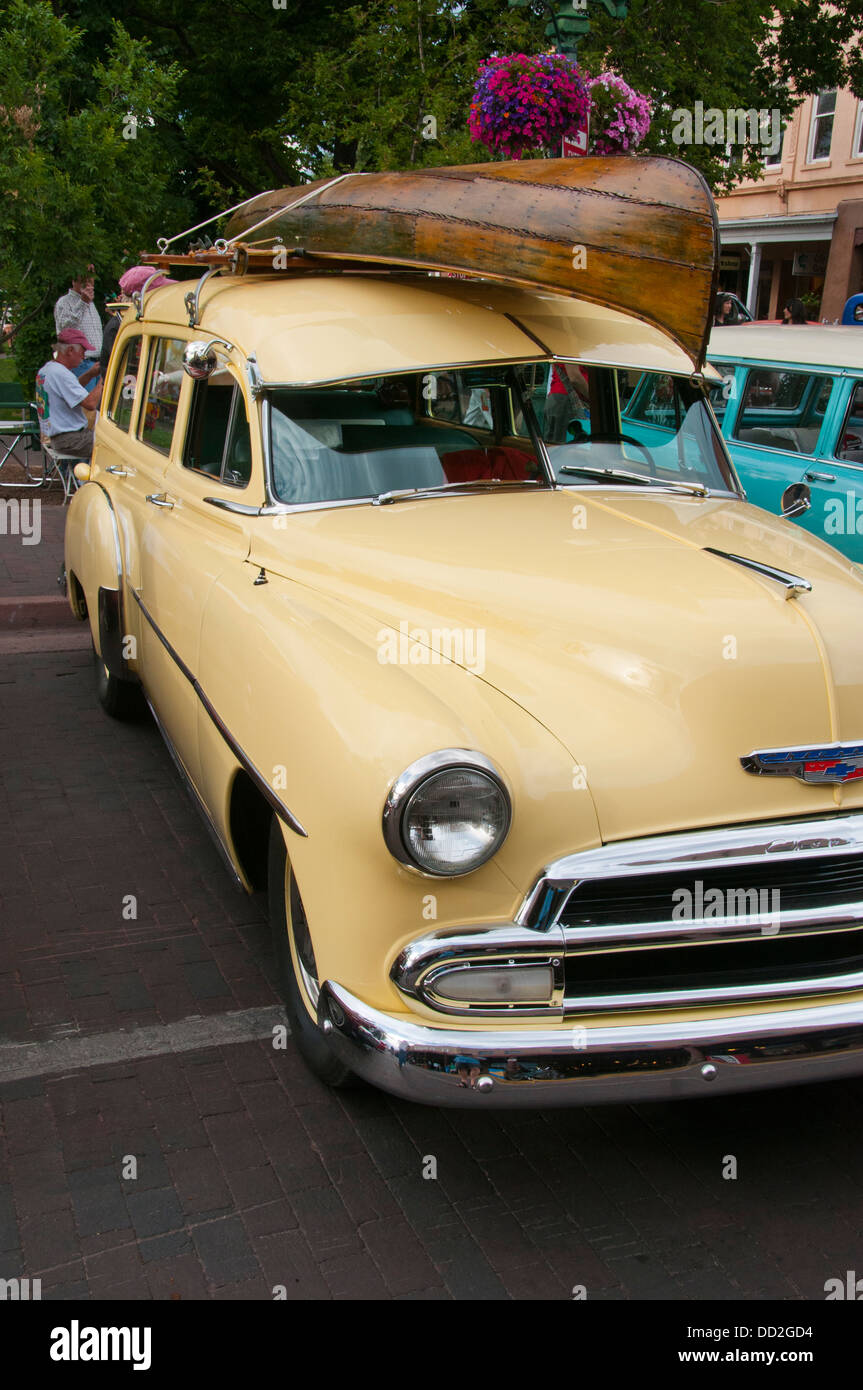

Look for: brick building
[715,86,863,321]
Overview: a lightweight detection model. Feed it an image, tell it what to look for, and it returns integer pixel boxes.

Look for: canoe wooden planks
[225,158,719,368]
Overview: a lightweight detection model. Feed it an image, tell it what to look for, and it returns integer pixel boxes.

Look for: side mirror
[73,462,91,483]
[183,340,218,380]
[781,482,811,518]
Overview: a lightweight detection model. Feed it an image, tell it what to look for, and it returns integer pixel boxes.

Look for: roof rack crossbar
[221,173,357,249]
[156,190,276,254]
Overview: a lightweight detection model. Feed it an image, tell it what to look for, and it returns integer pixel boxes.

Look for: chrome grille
[520,813,863,1012]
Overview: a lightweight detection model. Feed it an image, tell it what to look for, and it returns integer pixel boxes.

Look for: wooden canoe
[224,158,720,369]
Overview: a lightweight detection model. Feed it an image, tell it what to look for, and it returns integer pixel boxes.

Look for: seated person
[35,328,104,460]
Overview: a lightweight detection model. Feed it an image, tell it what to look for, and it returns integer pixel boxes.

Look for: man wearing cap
[35,329,104,460]
[54,267,103,376]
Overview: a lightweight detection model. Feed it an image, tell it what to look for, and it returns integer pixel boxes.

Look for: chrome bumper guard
[318,982,863,1108]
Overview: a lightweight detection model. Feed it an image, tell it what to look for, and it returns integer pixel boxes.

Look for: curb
[0,594,77,629]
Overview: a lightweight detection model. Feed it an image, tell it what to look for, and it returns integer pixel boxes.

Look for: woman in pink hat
[100,265,175,375]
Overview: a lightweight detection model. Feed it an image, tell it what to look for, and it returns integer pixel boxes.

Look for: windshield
[517,365,739,493]
[268,363,738,505]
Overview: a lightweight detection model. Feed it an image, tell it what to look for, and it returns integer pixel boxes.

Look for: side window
[107,337,143,431]
[424,371,495,431]
[625,373,679,428]
[183,373,252,487]
[733,369,834,455]
[705,364,739,423]
[138,338,186,455]
[837,381,863,465]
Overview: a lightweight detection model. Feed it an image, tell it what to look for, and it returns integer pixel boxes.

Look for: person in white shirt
[35,329,104,459]
[54,267,103,378]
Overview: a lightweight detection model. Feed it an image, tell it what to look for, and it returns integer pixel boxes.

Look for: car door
[722,362,840,546]
[816,376,863,563]
[134,348,254,791]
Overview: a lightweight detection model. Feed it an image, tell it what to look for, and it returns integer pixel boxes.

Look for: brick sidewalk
[0,504,66,599]
[2,649,863,1300]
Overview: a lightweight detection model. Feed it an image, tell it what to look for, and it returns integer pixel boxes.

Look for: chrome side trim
[144,693,243,889]
[318,981,863,1108]
[129,587,308,837]
[703,546,812,598]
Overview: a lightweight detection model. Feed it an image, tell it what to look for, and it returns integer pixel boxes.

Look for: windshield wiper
[558,465,709,497]
[372,479,543,506]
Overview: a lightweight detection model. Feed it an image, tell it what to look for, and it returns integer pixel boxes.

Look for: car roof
[136,272,703,384]
[708,323,863,370]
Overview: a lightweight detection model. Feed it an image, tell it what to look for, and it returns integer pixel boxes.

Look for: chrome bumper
[318,981,863,1108]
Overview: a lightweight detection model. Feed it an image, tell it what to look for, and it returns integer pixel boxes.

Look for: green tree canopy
[0,0,186,386]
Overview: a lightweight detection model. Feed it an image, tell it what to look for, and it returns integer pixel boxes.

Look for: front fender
[65,481,130,677]
[195,562,601,1013]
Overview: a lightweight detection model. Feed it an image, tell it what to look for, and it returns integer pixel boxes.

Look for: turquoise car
[705,325,863,563]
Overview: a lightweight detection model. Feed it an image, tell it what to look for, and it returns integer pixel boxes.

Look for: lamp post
[507,0,629,60]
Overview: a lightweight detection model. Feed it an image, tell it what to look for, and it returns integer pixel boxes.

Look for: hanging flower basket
[469,53,591,160]
[588,72,651,155]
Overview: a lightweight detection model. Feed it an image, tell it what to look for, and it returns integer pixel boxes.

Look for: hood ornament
[741,741,863,785]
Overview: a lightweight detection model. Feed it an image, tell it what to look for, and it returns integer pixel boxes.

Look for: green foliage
[0,0,186,388]
[283,0,540,172]
[0,0,859,391]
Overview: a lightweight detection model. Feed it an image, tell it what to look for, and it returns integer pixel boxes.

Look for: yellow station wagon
[64,159,863,1106]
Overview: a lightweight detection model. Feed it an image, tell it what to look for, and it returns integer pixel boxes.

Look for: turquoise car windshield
[533,367,738,494]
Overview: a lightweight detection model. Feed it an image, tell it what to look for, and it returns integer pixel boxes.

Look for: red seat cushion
[442,446,536,483]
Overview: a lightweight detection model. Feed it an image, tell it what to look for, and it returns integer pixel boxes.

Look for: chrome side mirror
[183,340,219,380]
[781,482,811,518]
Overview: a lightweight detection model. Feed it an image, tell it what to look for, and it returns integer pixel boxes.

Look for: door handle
[105,464,130,476]
[804,470,835,483]
[146,492,175,509]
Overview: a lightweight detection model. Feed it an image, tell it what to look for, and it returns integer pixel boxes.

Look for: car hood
[250,489,863,842]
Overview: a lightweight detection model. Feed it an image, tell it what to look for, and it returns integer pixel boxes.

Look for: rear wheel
[267,817,355,1087]
[93,642,146,720]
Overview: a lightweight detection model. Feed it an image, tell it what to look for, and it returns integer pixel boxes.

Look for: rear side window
[183,374,252,487]
[107,337,143,431]
[138,338,186,455]
[836,381,863,464]
[705,363,739,423]
[733,368,834,455]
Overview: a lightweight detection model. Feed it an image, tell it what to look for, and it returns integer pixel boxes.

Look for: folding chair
[39,435,85,504]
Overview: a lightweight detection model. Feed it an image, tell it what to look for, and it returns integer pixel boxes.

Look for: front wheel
[267,818,355,1088]
[93,642,146,720]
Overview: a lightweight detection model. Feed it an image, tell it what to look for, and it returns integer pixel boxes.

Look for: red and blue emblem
[741,742,863,785]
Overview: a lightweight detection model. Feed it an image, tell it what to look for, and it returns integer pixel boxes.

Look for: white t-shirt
[35,360,89,436]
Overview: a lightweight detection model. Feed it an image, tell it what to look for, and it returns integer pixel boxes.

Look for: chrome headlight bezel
[382,749,512,877]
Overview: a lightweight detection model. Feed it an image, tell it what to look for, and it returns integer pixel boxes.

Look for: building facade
[714,87,863,321]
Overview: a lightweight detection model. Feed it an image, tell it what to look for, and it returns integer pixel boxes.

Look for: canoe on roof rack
[218,157,719,370]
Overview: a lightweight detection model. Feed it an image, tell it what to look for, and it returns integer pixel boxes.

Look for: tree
[0,0,186,388]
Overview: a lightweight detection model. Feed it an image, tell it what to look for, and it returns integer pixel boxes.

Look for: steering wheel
[571,431,658,476]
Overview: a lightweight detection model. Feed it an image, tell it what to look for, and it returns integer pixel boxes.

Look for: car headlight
[383,750,511,877]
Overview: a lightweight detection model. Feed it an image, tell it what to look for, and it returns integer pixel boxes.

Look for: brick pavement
[2,646,863,1301]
